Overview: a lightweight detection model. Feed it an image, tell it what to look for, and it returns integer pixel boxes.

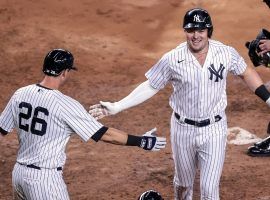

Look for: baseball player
[89,8,270,200]
[245,28,270,157]
[0,49,166,200]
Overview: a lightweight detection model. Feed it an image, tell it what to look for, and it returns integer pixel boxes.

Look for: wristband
[126,135,142,147]
[255,84,270,102]
[0,127,8,135]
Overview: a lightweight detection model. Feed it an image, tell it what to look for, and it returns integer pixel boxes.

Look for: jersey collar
[36,83,53,90]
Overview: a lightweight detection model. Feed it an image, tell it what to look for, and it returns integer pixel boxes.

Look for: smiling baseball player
[0,49,166,200]
[89,8,270,200]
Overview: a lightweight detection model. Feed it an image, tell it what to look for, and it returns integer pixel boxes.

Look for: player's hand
[141,128,166,151]
[89,101,121,120]
[258,40,270,56]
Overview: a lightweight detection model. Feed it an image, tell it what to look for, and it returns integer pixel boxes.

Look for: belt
[174,113,222,127]
[18,163,62,171]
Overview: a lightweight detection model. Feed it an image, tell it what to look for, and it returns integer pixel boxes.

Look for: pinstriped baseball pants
[170,114,227,200]
[12,163,69,200]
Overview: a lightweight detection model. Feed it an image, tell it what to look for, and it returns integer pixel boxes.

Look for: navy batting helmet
[183,8,213,38]
[43,49,77,76]
[138,190,163,200]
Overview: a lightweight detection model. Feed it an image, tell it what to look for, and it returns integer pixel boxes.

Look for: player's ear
[58,70,67,83]
[61,69,69,78]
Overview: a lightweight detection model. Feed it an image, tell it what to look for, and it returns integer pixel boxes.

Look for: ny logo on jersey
[208,64,225,82]
[193,14,206,23]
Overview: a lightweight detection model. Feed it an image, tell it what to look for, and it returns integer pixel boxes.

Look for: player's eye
[198,29,206,33]
[185,29,195,33]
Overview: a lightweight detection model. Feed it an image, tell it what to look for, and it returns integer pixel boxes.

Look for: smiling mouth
[192,40,201,45]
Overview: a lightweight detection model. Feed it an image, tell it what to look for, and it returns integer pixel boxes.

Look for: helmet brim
[184,23,212,29]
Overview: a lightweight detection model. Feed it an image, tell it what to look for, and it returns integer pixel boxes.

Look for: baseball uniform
[0,83,106,200]
[145,39,247,200]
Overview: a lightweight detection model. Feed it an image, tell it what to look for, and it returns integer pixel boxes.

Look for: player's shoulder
[54,91,82,107]
[173,42,187,53]
[175,42,187,49]
[162,42,187,58]
[13,84,36,96]
[209,39,239,54]
[16,84,35,90]
[209,39,235,50]
[209,39,228,48]
[55,92,87,115]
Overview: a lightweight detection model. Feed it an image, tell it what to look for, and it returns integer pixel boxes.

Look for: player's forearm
[100,127,143,147]
[240,66,270,106]
[100,127,166,151]
[240,66,263,92]
[89,81,159,118]
[116,80,159,111]
[240,67,270,106]
[100,127,128,145]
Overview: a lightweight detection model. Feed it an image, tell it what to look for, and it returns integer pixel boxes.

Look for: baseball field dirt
[0,0,270,199]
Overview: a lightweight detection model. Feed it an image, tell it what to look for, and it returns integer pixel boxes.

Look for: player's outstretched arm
[100,127,166,151]
[89,80,159,120]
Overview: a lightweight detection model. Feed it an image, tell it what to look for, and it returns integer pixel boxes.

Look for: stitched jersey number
[19,102,49,136]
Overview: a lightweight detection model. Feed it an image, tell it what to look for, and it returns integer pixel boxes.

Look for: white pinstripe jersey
[0,84,103,168]
[146,39,247,120]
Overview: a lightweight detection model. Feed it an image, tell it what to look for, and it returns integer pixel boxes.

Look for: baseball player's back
[0,83,103,200]
[1,83,103,169]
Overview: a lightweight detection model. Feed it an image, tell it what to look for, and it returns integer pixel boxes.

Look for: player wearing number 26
[0,49,166,200]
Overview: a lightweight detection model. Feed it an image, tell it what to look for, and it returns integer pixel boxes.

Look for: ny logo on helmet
[193,14,206,23]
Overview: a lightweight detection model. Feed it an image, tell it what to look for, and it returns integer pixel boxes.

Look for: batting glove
[89,101,121,120]
[141,128,166,151]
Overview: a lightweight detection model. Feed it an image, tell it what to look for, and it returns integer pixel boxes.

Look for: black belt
[18,163,62,171]
[174,113,222,127]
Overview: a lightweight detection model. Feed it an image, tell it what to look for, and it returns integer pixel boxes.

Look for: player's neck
[190,44,209,67]
[40,76,61,90]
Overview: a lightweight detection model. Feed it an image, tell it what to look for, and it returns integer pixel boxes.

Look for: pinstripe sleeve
[145,52,172,89]
[0,95,16,134]
[229,47,247,75]
[61,97,104,142]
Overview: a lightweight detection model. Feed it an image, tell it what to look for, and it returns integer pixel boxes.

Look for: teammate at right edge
[246,0,270,157]
[89,8,270,200]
